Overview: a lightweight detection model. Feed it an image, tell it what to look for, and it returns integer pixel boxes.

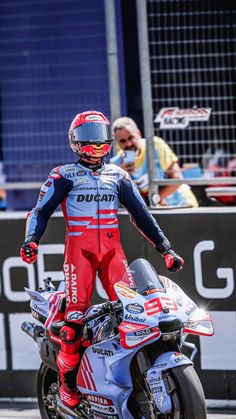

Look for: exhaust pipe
[56,398,78,419]
[56,395,91,419]
[21,321,39,341]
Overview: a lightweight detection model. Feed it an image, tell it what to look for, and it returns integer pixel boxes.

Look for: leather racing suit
[24,160,173,404]
[25,161,172,316]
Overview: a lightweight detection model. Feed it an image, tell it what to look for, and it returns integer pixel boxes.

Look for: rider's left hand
[20,240,38,264]
[163,249,184,272]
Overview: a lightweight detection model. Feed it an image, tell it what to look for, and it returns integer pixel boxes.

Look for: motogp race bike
[21,258,214,419]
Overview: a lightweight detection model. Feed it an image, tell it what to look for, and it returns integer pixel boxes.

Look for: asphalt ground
[0,413,236,419]
[0,403,236,419]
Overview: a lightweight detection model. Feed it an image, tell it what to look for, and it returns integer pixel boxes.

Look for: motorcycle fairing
[113,282,139,299]
[118,321,160,349]
[183,308,214,336]
[77,338,133,389]
[153,350,193,369]
[114,283,161,330]
[85,392,134,419]
[24,288,50,320]
[115,279,198,323]
[115,274,213,340]
[146,366,172,414]
[105,345,136,388]
[146,350,193,414]
[25,287,67,345]
[77,338,136,418]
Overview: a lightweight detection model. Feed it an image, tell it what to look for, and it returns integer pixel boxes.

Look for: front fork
[136,349,172,414]
[136,342,197,415]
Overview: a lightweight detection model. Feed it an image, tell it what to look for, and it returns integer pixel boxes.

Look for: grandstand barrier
[0,208,235,399]
[2,176,236,211]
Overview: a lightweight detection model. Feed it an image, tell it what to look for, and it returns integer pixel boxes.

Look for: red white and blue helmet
[68,110,113,159]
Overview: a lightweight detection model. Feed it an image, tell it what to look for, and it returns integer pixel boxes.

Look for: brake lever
[83,301,122,324]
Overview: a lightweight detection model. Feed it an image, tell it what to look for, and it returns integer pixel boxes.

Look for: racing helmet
[68,110,113,159]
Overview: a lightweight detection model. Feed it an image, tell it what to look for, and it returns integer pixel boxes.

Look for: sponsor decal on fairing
[185,304,197,316]
[125,303,144,314]
[124,314,146,323]
[92,347,114,357]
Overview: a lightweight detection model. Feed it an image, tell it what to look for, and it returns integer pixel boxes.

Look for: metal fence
[1,0,236,208]
[136,0,236,203]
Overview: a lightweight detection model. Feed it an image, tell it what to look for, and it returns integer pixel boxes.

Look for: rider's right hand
[163,249,184,272]
[20,241,38,264]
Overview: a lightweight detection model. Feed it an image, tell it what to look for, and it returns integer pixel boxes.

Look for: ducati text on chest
[77,194,115,202]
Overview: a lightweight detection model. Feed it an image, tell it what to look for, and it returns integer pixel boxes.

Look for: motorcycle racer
[20,110,184,408]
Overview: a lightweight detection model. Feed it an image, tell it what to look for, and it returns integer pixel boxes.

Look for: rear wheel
[37,363,60,419]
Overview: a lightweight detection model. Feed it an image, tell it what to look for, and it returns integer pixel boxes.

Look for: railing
[135,0,236,207]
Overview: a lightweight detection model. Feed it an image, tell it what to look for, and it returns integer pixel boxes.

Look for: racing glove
[162,249,184,272]
[20,239,38,264]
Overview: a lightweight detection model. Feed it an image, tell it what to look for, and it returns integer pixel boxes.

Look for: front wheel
[131,364,206,419]
[164,365,207,419]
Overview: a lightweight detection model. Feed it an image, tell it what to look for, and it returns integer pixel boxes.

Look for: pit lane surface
[0,408,235,419]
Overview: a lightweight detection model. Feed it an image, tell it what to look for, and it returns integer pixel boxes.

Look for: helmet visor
[71,122,113,143]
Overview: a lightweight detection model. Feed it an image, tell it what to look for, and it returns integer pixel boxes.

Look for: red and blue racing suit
[25,161,172,319]
[25,161,174,396]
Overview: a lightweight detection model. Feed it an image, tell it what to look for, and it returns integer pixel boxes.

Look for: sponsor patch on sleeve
[48,166,62,179]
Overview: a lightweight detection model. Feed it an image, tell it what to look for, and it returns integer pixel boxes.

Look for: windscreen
[120,258,166,295]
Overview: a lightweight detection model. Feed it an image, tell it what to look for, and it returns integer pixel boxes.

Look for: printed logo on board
[154,107,211,129]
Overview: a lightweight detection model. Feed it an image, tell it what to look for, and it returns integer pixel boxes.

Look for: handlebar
[83,301,122,324]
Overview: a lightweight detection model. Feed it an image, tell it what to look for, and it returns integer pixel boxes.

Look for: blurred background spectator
[111,116,199,207]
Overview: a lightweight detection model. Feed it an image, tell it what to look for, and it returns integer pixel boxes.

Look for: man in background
[111,117,198,207]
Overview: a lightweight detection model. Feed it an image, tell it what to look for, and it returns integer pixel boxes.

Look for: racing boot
[57,325,81,408]
[57,352,80,408]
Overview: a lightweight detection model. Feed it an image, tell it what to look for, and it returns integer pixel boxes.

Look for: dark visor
[72,122,113,143]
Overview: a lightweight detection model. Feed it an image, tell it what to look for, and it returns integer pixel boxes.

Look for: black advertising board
[0,209,235,399]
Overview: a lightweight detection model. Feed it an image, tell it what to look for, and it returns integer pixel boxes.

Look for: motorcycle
[21,258,214,419]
